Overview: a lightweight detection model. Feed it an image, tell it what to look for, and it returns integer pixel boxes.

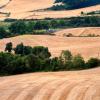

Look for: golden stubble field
[0,27,100,60]
[0,1,100,100]
[0,67,100,100]
[0,0,100,19]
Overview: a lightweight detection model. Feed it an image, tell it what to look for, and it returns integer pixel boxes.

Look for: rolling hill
[0,33,100,60]
[54,27,100,37]
[0,0,100,20]
[0,67,100,100]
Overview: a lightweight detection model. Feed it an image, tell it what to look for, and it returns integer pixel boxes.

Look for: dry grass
[54,27,100,37]
[0,1,100,99]
[0,33,100,60]
[0,0,100,19]
[0,0,9,7]
[0,67,100,100]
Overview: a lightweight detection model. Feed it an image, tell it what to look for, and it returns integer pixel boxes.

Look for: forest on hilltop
[51,0,100,10]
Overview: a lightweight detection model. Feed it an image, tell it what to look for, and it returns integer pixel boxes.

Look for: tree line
[0,42,100,76]
[0,16,100,39]
[50,0,100,10]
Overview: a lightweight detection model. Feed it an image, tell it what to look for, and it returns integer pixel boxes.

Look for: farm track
[0,68,100,100]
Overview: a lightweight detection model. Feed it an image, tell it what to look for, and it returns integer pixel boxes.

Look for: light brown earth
[0,33,100,60]
[0,0,9,7]
[0,67,100,100]
[54,27,100,37]
[0,0,100,19]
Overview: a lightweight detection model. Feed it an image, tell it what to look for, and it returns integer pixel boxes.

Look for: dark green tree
[9,21,27,34]
[32,46,51,59]
[72,54,85,70]
[0,27,8,39]
[5,42,13,53]
[86,58,100,68]
[14,43,24,55]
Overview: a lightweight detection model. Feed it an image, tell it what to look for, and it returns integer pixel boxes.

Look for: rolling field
[0,33,100,60]
[0,67,100,100]
[0,1,100,99]
[0,0,100,19]
[0,0,9,7]
[54,27,100,37]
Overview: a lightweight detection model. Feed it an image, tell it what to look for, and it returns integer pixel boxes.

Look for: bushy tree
[50,57,61,71]
[32,46,51,59]
[9,21,27,34]
[50,20,59,28]
[72,54,85,70]
[60,50,72,63]
[14,43,24,55]
[25,54,45,72]
[0,52,14,74]
[5,42,13,53]
[14,43,32,55]
[86,58,100,68]
[0,27,8,39]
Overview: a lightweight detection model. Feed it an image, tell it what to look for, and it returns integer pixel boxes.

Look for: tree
[72,54,85,70]
[14,43,24,55]
[5,42,13,53]
[25,54,43,72]
[32,46,51,59]
[34,21,43,30]
[0,52,14,74]
[60,50,72,63]
[26,21,35,33]
[86,58,100,68]
[0,27,8,39]
[9,21,27,34]
[50,20,59,28]
[54,0,100,10]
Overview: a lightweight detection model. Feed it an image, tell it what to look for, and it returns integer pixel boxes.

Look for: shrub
[60,50,72,63]
[72,54,85,70]
[86,58,100,68]
[14,43,32,55]
[0,43,99,76]
[5,42,13,53]
[9,21,27,34]
[32,46,51,59]
[0,27,8,39]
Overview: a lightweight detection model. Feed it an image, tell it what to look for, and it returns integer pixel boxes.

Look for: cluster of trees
[0,42,100,76]
[51,0,100,10]
[0,16,100,39]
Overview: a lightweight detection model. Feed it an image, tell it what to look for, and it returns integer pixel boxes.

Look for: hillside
[0,34,100,60]
[0,67,100,100]
[53,0,100,10]
[54,27,100,37]
[0,0,9,8]
[0,0,100,19]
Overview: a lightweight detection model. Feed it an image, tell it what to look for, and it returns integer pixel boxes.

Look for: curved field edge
[0,0,100,20]
[0,30,100,60]
[0,67,100,100]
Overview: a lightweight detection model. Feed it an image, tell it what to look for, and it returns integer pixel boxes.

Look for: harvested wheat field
[0,67,100,100]
[0,0,9,7]
[0,0,100,19]
[0,34,100,60]
[54,27,100,37]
